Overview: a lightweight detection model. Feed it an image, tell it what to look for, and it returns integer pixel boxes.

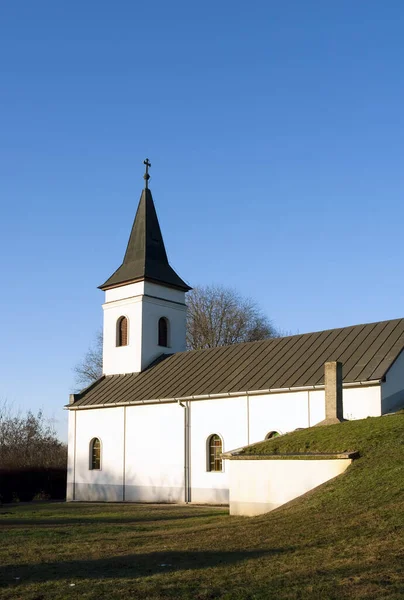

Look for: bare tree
[73,329,103,389]
[186,285,277,350]
[0,400,67,469]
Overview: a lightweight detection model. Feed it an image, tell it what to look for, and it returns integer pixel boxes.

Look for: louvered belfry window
[158,317,168,347]
[117,316,128,347]
[208,434,223,472]
[90,438,101,470]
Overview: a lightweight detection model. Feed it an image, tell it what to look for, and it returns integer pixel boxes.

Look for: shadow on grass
[0,511,226,527]
[0,548,288,587]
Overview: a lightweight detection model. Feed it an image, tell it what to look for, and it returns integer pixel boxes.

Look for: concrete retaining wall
[227,457,353,516]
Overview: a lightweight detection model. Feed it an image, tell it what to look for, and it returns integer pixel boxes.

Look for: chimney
[324,361,343,422]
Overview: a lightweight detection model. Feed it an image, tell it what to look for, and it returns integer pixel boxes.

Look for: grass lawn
[0,413,403,600]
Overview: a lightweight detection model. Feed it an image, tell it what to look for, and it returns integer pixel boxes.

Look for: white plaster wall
[249,392,310,443]
[103,295,143,375]
[190,397,248,503]
[342,386,381,419]
[74,407,125,501]
[382,350,404,413]
[308,390,326,425]
[103,280,186,375]
[141,295,186,371]
[228,458,352,516]
[105,281,145,303]
[144,281,186,305]
[68,384,384,504]
[105,281,185,304]
[125,403,184,502]
[309,386,381,424]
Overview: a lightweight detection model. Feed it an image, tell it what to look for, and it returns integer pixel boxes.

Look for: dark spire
[99,162,191,292]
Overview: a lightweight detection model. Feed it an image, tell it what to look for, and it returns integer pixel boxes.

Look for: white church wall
[382,350,404,413]
[342,386,381,420]
[143,281,186,305]
[74,407,125,501]
[103,281,186,375]
[104,281,145,303]
[248,392,310,443]
[308,390,326,425]
[67,385,384,505]
[125,402,184,502]
[141,295,187,371]
[103,294,143,375]
[190,397,248,504]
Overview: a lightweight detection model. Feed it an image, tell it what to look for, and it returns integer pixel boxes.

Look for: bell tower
[99,160,191,375]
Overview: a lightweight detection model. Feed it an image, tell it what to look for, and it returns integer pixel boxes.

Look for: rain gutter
[66,379,381,410]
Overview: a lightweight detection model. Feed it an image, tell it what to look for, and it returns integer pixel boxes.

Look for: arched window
[265,431,281,440]
[158,317,168,347]
[207,434,223,472]
[117,316,128,347]
[90,438,101,470]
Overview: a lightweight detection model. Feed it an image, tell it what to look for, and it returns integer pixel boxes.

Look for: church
[66,161,404,504]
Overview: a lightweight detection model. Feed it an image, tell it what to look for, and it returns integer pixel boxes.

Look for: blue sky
[1,1,403,441]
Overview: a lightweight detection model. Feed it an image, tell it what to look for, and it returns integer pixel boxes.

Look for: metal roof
[99,188,191,292]
[70,318,404,409]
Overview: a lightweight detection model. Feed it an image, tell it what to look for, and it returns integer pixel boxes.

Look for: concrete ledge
[223,451,359,460]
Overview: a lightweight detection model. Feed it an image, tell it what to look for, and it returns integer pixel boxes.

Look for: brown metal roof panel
[119,379,143,404]
[292,326,355,387]
[125,352,187,401]
[340,321,388,381]
[245,334,305,391]
[74,377,106,405]
[373,346,404,382]
[363,320,404,380]
[147,347,223,399]
[342,322,384,379]
[310,324,368,385]
[115,372,149,402]
[275,329,336,389]
[82,375,121,406]
[284,329,342,388]
[192,340,268,396]
[97,374,134,405]
[225,339,280,392]
[102,376,135,404]
[346,320,401,382]
[163,345,226,388]
[256,332,320,390]
[123,365,167,402]
[170,344,244,398]
[202,340,273,394]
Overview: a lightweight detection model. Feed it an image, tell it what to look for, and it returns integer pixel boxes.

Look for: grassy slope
[0,413,403,600]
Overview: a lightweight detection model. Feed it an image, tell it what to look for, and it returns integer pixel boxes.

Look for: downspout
[178,399,190,503]
[123,406,126,502]
[186,401,190,503]
[73,411,77,501]
[246,395,250,445]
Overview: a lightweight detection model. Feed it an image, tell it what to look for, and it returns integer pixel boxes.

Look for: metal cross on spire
[143,158,151,188]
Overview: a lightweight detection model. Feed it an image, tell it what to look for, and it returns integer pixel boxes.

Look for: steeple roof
[99,187,191,291]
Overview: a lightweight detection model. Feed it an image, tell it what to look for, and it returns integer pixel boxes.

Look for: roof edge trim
[98,274,192,292]
[66,378,381,410]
